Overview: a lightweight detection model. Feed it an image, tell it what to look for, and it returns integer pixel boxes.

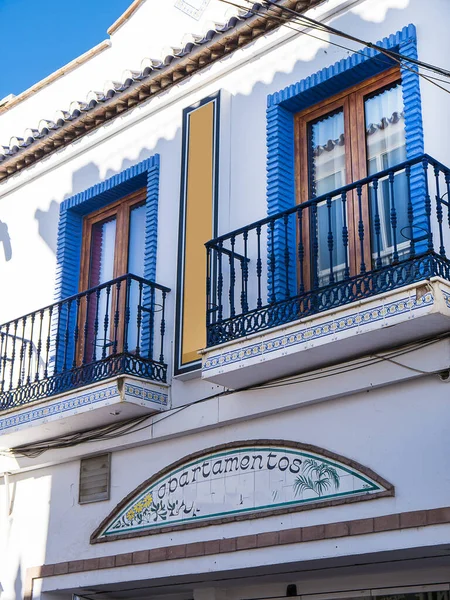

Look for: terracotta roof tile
[0,0,319,182]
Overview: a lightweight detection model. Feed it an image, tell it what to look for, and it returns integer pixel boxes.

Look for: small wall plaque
[174,0,211,20]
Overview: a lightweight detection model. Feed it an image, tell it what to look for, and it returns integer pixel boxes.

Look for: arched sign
[92,440,393,542]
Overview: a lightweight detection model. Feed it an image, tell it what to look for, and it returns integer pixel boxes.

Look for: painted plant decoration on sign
[92,441,393,542]
[294,459,341,497]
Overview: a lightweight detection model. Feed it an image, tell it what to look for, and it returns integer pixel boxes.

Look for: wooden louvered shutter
[79,454,111,504]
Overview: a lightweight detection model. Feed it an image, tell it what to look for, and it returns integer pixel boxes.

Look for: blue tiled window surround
[55,155,160,303]
[266,24,423,216]
[265,25,423,299]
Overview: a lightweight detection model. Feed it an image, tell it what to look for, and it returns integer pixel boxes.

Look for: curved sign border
[91,439,394,543]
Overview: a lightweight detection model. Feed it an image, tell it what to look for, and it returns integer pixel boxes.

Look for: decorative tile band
[203,292,434,372]
[442,289,450,309]
[0,384,120,433]
[124,382,168,406]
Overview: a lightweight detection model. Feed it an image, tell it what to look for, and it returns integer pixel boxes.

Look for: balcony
[202,154,450,387]
[0,274,170,446]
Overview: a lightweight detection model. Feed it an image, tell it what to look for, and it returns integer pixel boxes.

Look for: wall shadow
[35,201,59,255]
[0,220,12,261]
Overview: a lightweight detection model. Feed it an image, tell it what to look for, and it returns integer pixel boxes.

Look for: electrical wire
[218,0,450,95]
[261,0,450,79]
[10,387,234,458]
[246,332,450,390]
[10,332,448,458]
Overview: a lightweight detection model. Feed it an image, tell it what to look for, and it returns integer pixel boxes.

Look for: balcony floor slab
[0,375,169,449]
[201,277,450,389]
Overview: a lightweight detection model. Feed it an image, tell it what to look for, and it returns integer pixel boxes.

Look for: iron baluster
[356,184,366,273]
[242,230,249,312]
[283,214,291,298]
[102,285,111,359]
[341,191,350,279]
[388,171,399,263]
[136,281,143,356]
[123,276,131,353]
[10,320,18,390]
[256,225,263,307]
[311,203,319,289]
[35,310,44,382]
[372,178,382,269]
[217,240,224,321]
[297,209,305,293]
[1,324,10,392]
[326,196,335,284]
[82,294,91,366]
[0,328,6,393]
[445,171,450,230]
[269,219,276,302]
[160,290,166,364]
[17,317,26,387]
[113,281,121,355]
[406,165,415,259]
[434,165,445,256]
[54,303,63,374]
[63,299,72,371]
[229,235,236,318]
[148,285,155,361]
[422,157,434,251]
[44,305,53,379]
[92,288,101,362]
[27,312,35,385]
[72,297,81,369]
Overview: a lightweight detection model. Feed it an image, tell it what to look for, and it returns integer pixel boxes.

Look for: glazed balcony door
[78,190,146,362]
[295,67,406,289]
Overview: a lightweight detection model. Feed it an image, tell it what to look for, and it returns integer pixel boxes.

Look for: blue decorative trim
[266,24,424,296]
[0,384,120,433]
[55,155,160,302]
[203,290,434,372]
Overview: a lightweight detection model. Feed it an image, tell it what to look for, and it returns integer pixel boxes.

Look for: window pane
[365,83,405,173]
[128,203,146,277]
[127,203,146,352]
[87,217,116,360]
[308,109,347,285]
[308,109,346,198]
[89,217,116,287]
[365,83,408,266]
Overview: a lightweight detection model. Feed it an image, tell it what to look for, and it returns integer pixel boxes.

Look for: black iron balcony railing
[206,154,450,346]
[0,274,170,410]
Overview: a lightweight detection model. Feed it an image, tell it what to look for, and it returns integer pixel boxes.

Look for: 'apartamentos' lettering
[96,443,388,539]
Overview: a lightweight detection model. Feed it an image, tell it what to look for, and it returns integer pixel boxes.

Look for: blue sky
[0,0,133,100]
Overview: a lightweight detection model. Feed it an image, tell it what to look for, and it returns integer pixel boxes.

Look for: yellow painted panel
[181,102,214,365]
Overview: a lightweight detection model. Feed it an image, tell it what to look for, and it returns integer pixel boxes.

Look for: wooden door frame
[294,66,402,289]
[295,96,355,288]
[77,188,146,364]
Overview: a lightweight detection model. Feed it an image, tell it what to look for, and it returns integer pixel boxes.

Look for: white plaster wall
[0,471,51,600]
[1,370,450,598]
[1,0,450,597]
[40,374,450,564]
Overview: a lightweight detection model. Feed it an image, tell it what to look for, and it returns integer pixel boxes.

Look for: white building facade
[1,1,450,599]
